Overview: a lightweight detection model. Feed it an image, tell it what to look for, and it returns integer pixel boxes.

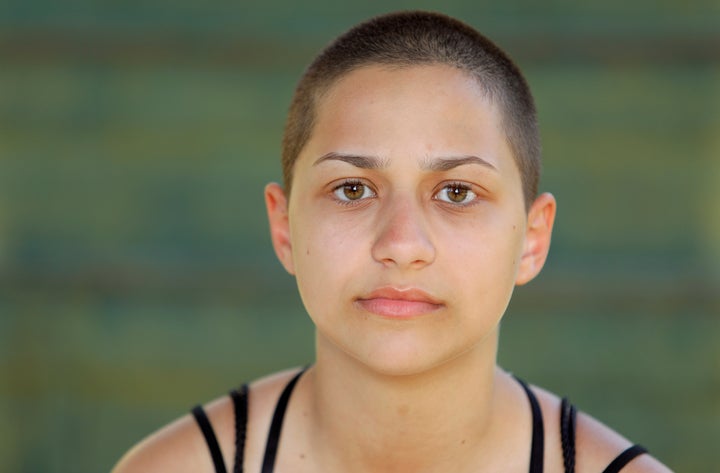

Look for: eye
[332,180,376,202]
[435,182,477,205]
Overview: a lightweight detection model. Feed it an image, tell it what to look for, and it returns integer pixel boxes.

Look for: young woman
[113,11,672,473]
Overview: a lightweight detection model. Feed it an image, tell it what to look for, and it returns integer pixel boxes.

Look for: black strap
[261,369,305,473]
[560,397,577,473]
[601,445,648,473]
[515,377,545,473]
[192,405,228,473]
[230,384,249,473]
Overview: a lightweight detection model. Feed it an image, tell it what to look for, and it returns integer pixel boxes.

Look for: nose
[371,197,436,269]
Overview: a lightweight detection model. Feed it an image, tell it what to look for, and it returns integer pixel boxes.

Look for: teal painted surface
[1,2,718,472]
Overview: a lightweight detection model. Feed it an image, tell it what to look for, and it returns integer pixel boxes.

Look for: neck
[302,329,520,473]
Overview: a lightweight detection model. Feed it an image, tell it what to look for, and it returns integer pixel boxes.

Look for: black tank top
[191,369,647,473]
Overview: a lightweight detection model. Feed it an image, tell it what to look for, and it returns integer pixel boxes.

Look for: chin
[348,339,468,379]
[314,313,496,378]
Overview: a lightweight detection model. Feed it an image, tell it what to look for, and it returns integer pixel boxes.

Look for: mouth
[355,287,444,318]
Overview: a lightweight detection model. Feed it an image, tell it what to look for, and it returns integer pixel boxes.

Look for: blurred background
[1,1,718,471]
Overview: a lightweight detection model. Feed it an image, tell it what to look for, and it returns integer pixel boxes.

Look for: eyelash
[434,181,480,206]
[331,179,377,205]
[329,179,481,207]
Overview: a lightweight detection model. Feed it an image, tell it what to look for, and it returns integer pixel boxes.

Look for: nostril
[370,210,436,268]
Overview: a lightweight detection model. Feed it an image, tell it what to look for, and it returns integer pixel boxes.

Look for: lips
[355,287,444,318]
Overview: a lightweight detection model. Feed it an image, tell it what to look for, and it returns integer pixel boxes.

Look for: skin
[273,64,551,378]
[264,64,556,472]
[113,64,673,473]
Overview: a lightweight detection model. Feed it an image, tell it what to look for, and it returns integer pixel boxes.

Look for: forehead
[303,64,515,173]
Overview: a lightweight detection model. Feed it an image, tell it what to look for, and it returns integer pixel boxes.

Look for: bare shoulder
[111,409,220,473]
[112,368,303,473]
[574,410,673,473]
[242,367,309,473]
[528,383,673,473]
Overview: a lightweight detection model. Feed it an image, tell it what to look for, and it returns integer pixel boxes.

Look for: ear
[515,192,556,286]
[264,182,295,275]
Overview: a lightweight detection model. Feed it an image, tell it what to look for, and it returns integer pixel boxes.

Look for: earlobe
[264,182,295,275]
[515,192,556,286]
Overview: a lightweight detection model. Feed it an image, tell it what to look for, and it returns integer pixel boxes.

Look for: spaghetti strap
[194,371,647,473]
[261,369,306,473]
[230,384,249,473]
[601,445,648,473]
[560,397,577,473]
[191,405,228,473]
[514,377,545,473]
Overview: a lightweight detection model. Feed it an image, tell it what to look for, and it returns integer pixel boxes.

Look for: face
[266,64,555,376]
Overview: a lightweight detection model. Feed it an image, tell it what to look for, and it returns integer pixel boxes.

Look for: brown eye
[344,183,365,200]
[446,186,468,203]
[333,181,376,202]
[436,183,476,205]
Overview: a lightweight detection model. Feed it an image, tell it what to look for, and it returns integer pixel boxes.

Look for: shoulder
[111,410,220,473]
[573,410,674,473]
[527,382,673,473]
[112,368,303,473]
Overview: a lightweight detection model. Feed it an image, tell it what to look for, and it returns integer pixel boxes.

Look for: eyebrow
[313,152,497,172]
[421,155,497,172]
[313,152,388,169]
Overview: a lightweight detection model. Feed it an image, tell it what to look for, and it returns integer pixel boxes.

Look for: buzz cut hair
[281,10,541,209]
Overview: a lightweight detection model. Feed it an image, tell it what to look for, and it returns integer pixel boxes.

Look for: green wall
[1,1,718,471]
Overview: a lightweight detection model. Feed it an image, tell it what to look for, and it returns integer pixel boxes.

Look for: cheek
[290,215,367,312]
[293,217,362,265]
[440,211,525,284]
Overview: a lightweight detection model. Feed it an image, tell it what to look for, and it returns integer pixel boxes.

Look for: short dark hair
[282,11,540,208]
